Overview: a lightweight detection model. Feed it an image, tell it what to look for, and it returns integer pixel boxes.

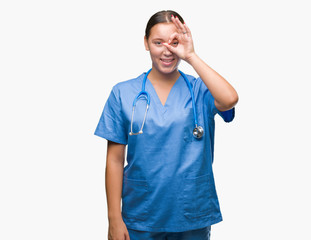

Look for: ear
[144,36,149,51]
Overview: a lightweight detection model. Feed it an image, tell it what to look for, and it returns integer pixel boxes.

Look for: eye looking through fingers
[166,38,178,47]
[171,40,178,47]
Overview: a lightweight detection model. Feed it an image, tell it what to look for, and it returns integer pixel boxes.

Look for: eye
[172,41,179,46]
[154,41,162,46]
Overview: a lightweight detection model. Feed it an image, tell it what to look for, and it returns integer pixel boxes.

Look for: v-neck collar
[146,75,182,110]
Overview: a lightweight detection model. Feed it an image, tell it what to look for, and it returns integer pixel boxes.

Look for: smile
[160,58,174,66]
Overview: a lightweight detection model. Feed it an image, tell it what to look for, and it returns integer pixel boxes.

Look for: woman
[95,10,238,240]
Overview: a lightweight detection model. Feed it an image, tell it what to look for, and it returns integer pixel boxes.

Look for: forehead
[148,22,178,39]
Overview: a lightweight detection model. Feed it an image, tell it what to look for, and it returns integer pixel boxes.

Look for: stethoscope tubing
[129,69,203,138]
[178,70,198,127]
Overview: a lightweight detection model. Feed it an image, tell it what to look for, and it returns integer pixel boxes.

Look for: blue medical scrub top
[94,71,235,232]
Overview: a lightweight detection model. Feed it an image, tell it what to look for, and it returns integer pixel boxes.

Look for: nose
[163,45,172,56]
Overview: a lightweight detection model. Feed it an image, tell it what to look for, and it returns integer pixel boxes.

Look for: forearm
[106,159,124,220]
[186,53,238,111]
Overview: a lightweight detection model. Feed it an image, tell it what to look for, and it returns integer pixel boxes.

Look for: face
[144,23,181,75]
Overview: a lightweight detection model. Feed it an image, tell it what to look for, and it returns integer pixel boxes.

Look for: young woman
[95,10,238,240]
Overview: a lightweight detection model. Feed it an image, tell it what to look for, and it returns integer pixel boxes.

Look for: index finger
[167,32,179,45]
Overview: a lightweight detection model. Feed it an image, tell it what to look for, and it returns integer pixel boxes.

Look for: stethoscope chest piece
[193,125,204,139]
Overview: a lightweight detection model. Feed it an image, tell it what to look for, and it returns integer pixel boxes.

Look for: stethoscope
[129,69,204,139]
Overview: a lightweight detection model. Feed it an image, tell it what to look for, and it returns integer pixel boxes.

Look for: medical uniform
[94,71,235,233]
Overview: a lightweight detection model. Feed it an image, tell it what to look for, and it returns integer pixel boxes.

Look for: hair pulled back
[145,10,184,40]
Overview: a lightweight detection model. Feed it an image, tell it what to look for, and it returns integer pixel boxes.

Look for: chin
[155,63,179,75]
[161,68,177,74]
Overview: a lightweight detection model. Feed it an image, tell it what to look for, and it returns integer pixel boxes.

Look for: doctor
[95,10,238,240]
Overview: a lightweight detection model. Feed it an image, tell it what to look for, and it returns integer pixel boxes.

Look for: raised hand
[162,15,196,62]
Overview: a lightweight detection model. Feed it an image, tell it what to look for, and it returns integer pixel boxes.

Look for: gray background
[1,0,310,239]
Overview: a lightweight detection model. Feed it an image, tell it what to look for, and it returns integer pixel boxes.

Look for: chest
[149,79,178,106]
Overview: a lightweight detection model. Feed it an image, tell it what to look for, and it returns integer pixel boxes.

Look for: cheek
[149,46,162,57]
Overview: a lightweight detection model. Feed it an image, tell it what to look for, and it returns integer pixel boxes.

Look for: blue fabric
[94,72,235,232]
[128,226,211,240]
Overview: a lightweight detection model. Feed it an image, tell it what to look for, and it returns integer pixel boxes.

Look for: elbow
[229,92,239,108]
[216,92,239,111]
[227,92,239,109]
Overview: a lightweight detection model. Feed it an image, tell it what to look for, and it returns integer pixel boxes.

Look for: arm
[106,140,130,240]
[163,16,239,111]
[186,54,238,111]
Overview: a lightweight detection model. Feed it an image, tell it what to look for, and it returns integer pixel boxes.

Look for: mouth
[160,58,175,66]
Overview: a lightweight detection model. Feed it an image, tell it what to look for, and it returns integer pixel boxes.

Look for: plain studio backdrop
[0,0,310,239]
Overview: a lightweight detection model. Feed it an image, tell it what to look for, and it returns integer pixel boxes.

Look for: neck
[148,68,180,84]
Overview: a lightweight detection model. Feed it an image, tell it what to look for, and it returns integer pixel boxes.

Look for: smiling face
[144,22,180,76]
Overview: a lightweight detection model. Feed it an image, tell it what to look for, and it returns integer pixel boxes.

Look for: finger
[167,32,179,44]
[183,23,192,38]
[175,16,186,31]
[173,16,188,36]
[171,15,185,34]
[171,15,181,31]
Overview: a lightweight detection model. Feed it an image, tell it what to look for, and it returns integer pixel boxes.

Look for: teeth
[162,59,173,62]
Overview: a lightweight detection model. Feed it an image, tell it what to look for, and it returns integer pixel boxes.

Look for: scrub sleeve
[207,91,235,123]
[94,86,128,145]
[196,76,235,123]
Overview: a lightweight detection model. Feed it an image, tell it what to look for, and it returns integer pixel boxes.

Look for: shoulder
[180,71,202,84]
[111,72,145,95]
[181,72,196,82]
[181,72,207,92]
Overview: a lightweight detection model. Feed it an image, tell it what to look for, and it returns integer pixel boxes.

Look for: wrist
[185,52,198,65]
[108,211,122,221]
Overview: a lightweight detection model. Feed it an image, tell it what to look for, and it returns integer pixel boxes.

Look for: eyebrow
[151,37,178,41]
[151,38,164,41]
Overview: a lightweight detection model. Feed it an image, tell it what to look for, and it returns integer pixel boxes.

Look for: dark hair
[145,10,184,40]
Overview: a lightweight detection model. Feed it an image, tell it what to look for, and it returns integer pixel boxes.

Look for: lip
[160,58,175,66]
